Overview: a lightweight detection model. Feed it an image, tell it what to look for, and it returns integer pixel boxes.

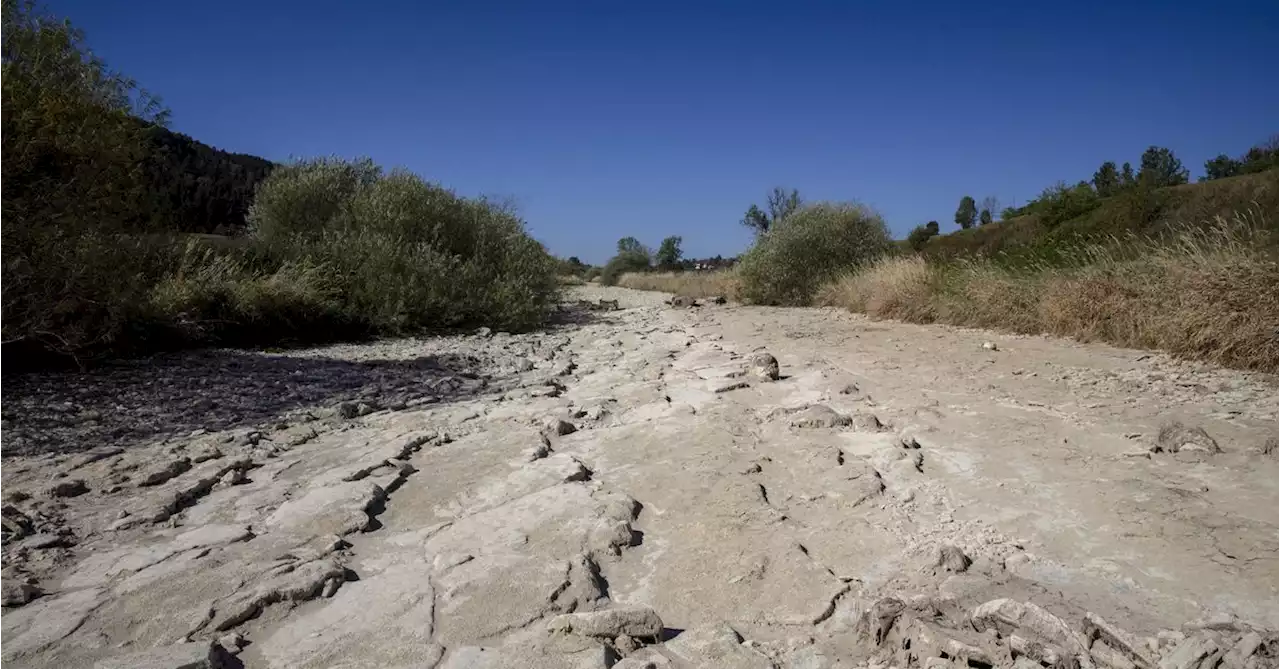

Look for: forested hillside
[140,124,275,234]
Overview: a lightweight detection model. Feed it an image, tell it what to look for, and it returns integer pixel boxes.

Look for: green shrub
[736,202,891,305]
[600,249,651,286]
[247,159,561,332]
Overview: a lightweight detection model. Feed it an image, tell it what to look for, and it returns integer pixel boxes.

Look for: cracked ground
[1,287,1276,668]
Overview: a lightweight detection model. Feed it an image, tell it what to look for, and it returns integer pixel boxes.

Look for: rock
[1221,632,1264,669]
[850,412,884,431]
[356,402,378,416]
[137,458,193,487]
[216,468,245,488]
[515,358,536,373]
[670,296,697,308]
[983,341,998,351]
[615,655,673,669]
[936,544,972,573]
[861,597,906,645]
[93,641,234,669]
[545,419,578,436]
[338,402,361,420]
[749,352,780,381]
[972,599,1088,662]
[217,632,246,654]
[714,380,751,393]
[547,606,664,639]
[190,445,223,463]
[475,326,493,337]
[23,532,69,549]
[1255,437,1276,457]
[45,478,90,498]
[615,634,640,655]
[1,580,42,607]
[662,623,774,669]
[711,295,728,305]
[1084,612,1160,669]
[789,404,852,429]
[1154,422,1220,455]
[1160,636,1218,669]
[2,504,35,542]
[1093,641,1139,669]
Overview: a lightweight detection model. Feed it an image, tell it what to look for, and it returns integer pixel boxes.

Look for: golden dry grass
[617,270,742,300]
[817,211,1278,372]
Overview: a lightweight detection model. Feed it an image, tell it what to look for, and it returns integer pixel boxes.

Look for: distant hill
[140,124,275,234]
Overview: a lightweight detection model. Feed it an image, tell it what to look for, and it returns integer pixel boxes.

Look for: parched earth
[1,286,1276,669]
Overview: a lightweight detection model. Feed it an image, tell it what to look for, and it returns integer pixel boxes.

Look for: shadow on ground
[1,349,501,457]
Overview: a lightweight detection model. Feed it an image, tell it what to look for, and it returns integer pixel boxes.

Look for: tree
[906,224,938,251]
[1137,146,1188,188]
[741,187,801,235]
[1202,155,1239,181]
[925,220,940,235]
[655,235,683,270]
[954,196,977,230]
[1000,206,1018,220]
[978,196,998,225]
[616,236,645,255]
[1092,161,1120,196]
[1120,162,1135,187]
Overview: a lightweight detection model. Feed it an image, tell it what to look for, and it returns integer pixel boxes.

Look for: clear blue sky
[58,0,1277,264]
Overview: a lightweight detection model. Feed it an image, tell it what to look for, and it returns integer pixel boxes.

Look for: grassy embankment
[618,171,1278,372]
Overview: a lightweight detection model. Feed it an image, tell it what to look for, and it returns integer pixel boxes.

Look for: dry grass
[617,270,742,299]
[818,209,1278,372]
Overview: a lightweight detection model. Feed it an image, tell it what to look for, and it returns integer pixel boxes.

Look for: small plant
[736,202,891,305]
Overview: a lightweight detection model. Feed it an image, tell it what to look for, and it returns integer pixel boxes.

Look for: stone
[216,468,245,488]
[515,358,536,373]
[1,580,42,607]
[338,402,361,420]
[850,412,885,431]
[1160,636,1218,669]
[663,623,774,669]
[983,341,998,351]
[1221,632,1263,669]
[356,402,378,416]
[936,544,972,573]
[670,296,697,308]
[2,504,35,542]
[217,632,246,654]
[545,419,578,436]
[615,655,674,669]
[1155,422,1220,455]
[137,458,193,487]
[862,597,907,645]
[45,478,90,498]
[547,606,664,639]
[475,326,493,337]
[93,641,234,669]
[711,295,728,305]
[789,404,852,429]
[1085,612,1159,669]
[972,599,1088,660]
[749,352,780,381]
[615,634,640,655]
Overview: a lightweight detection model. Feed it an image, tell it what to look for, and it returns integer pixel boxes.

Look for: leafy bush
[600,249,651,286]
[736,202,891,305]
[2,0,171,360]
[247,160,561,332]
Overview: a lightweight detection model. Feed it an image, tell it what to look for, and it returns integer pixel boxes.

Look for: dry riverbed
[1,286,1276,669]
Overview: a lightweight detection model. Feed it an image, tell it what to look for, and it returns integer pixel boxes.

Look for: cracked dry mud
[1,286,1276,669]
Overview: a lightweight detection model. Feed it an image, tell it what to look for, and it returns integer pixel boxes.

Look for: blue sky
[58,0,1278,264]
